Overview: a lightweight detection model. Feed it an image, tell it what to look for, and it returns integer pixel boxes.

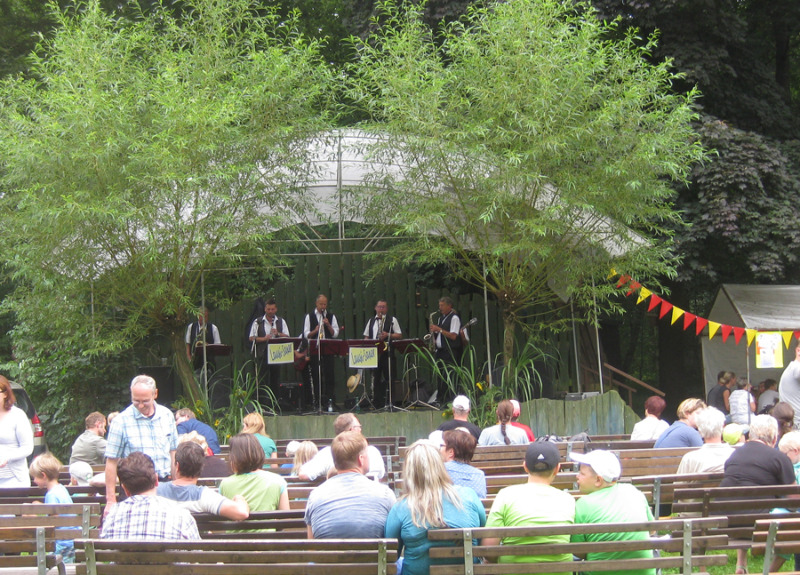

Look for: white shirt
[303,310,340,339]
[436,312,461,349]
[363,316,402,339]
[249,316,290,339]
[299,445,385,481]
[184,322,221,345]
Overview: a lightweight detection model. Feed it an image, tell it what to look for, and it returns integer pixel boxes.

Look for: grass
[663,549,796,574]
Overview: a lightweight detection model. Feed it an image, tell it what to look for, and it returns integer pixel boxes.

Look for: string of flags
[610,272,800,348]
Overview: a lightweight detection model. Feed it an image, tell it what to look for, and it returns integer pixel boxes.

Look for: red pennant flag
[625,281,642,297]
[616,274,631,288]
[659,300,673,319]
[682,312,696,331]
[647,294,662,312]
[721,324,733,342]
[795,330,800,342]
[733,327,745,345]
[695,317,709,335]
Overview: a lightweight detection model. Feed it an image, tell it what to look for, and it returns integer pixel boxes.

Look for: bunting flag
[695,317,709,336]
[613,274,800,349]
[607,268,618,280]
[647,294,662,312]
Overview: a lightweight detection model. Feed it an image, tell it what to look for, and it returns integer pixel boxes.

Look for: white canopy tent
[702,284,800,393]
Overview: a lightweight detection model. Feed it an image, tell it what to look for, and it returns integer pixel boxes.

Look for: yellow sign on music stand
[349,346,378,369]
[267,342,294,365]
[755,332,783,369]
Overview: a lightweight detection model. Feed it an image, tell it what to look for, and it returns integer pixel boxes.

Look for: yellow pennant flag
[637,287,652,305]
[670,307,685,325]
[607,268,618,280]
[746,329,757,347]
[783,331,794,349]
[708,321,721,340]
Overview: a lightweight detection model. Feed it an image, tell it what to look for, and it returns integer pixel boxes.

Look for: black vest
[307,310,336,338]
[190,322,215,349]
[367,315,395,339]
[438,312,462,351]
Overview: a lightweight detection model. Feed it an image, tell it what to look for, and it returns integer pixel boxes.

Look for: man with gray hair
[437,395,481,440]
[104,375,179,511]
[676,407,734,474]
[720,414,796,573]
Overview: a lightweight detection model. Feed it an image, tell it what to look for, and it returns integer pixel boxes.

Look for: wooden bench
[0,526,65,575]
[0,485,111,505]
[630,472,724,514]
[610,446,699,477]
[0,502,103,541]
[75,537,399,574]
[672,484,800,548]
[193,510,308,538]
[427,517,729,575]
[752,517,800,575]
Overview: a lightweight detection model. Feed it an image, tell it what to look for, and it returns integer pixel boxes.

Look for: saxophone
[423,311,438,352]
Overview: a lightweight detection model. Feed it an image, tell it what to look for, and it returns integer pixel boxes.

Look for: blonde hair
[292,441,319,475]
[401,440,462,529]
[779,430,800,453]
[677,398,706,420]
[178,430,209,452]
[29,452,62,481]
[241,412,267,435]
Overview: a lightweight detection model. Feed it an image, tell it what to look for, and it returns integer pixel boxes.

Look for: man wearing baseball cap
[482,442,575,574]
[570,449,655,575]
[509,399,535,441]
[437,395,481,440]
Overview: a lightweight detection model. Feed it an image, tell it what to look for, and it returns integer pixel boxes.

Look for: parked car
[10,381,47,462]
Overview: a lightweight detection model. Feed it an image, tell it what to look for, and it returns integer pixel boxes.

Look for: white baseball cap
[569,450,621,483]
[452,395,470,411]
[69,461,94,486]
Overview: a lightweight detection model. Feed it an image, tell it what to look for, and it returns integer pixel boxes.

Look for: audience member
[175,408,221,454]
[654,398,705,448]
[219,433,289,512]
[723,423,745,446]
[70,411,107,466]
[241,412,277,466]
[298,413,385,481]
[676,407,734,474]
[30,453,74,562]
[305,431,396,538]
[771,401,795,445]
[720,414,795,574]
[104,375,178,511]
[282,440,301,469]
[441,428,486,498]
[157,442,249,520]
[478,400,529,446]
[68,461,94,486]
[570,450,655,575]
[482,442,575,573]
[780,346,800,428]
[177,431,232,478]
[707,371,736,416]
[0,375,34,487]
[385,441,486,575]
[509,399,535,441]
[757,379,780,414]
[729,379,756,426]
[291,441,318,476]
[630,396,669,441]
[772,430,800,572]
[101,452,199,540]
[437,395,481,440]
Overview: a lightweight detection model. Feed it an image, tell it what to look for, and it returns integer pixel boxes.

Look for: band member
[248,298,290,398]
[185,308,221,372]
[363,300,403,408]
[303,295,340,409]
[429,296,462,404]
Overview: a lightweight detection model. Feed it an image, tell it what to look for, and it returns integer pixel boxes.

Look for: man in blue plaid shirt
[101,452,199,540]
[104,375,178,512]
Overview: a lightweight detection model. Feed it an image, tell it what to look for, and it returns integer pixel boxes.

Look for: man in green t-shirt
[482,442,576,575]
[570,449,655,575]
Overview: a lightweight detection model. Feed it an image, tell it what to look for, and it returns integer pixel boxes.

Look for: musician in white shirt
[362,300,403,408]
[302,295,340,409]
[249,298,290,397]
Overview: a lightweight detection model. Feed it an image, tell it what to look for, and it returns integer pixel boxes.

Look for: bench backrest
[194,510,308,539]
[0,502,103,539]
[427,517,729,575]
[75,537,399,575]
[0,526,61,575]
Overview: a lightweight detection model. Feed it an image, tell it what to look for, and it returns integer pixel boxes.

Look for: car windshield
[11,387,35,419]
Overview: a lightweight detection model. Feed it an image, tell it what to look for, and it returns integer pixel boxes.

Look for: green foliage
[345,0,707,362]
[0,0,334,402]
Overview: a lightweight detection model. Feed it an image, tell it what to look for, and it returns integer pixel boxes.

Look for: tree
[344,0,706,364]
[0,0,334,402]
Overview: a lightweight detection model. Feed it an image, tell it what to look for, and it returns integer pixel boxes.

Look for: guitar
[460,317,478,347]
[294,339,310,371]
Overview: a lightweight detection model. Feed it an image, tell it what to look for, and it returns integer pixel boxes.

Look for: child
[29,453,75,563]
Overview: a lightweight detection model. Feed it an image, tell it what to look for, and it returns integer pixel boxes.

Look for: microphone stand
[316,316,324,414]
[378,321,407,413]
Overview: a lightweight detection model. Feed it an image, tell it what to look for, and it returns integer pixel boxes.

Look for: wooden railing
[581,362,663,407]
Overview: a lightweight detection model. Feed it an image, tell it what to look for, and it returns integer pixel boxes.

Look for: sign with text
[755,332,783,369]
[349,346,378,369]
[267,342,295,365]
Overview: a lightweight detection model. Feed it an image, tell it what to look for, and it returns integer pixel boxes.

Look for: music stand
[402,347,438,410]
[377,336,407,413]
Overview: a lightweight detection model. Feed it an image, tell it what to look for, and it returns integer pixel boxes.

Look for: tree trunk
[502,311,515,371]
[170,330,202,404]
